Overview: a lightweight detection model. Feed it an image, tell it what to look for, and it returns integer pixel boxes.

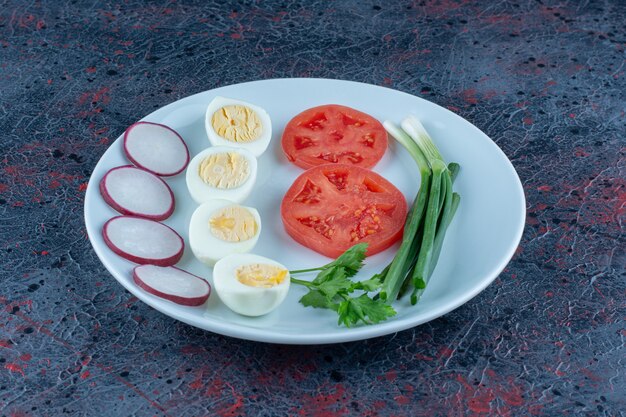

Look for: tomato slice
[281,104,388,169]
[281,164,407,258]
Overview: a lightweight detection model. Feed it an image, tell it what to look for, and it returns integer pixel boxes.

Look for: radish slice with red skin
[124,122,189,176]
[103,216,184,266]
[99,165,175,220]
[133,265,210,306]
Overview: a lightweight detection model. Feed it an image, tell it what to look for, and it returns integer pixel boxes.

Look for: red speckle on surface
[294,384,349,417]
[5,363,25,376]
[468,393,495,413]
[189,375,203,389]
[573,147,590,157]
[537,185,552,192]
[394,394,411,405]
[437,346,454,359]
[18,14,35,28]
[523,117,534,125]
[80,370,90,379]
[579,368,603,382]
[497,380,524,407]
[85,66,96,73]
[414,353,434,361]
[78,87,111,106]
[196,377,245,416]
[19,353,31,362]
[420,0,471,15]
[384,370,397,381]
[461,89,478,104]
[181,345,206,355]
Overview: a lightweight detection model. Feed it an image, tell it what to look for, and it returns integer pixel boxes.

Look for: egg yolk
[198,152,250,189]
[211,105,262,143]
[236,264,287,288]
[209,205,258,242]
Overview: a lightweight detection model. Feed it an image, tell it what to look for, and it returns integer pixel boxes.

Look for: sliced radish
[100,165,175,220]
[124,122,189,176]
[103,216,184,266]
[133,265,210,306]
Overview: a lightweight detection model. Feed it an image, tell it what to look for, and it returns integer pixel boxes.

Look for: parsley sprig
[290,243,397,327]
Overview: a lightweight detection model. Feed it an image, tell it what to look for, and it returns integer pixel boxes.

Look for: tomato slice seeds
[281,104,388,169]
[281,164,407,258]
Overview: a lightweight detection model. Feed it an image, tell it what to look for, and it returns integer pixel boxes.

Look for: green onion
[379,122,431,302]
[380,115,460,305]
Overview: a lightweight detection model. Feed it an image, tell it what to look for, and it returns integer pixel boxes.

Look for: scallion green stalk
[379,122,431,302]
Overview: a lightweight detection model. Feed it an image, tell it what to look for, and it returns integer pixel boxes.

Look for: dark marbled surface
[1,0,624,415]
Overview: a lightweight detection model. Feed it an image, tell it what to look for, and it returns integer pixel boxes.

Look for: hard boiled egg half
[189,199,261,266]
[213,254,290,317]
[186,146,257,204]
[205,97,272,157]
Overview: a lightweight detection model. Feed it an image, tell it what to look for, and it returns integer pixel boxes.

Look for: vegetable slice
[133,265,210,306]
[124,121,189,176]
[281,164,407,258]
[281,104,388,169]
[102,216,184,266]
[99,165,175,220]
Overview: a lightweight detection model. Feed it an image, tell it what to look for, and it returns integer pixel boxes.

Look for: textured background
[1,0,625,416]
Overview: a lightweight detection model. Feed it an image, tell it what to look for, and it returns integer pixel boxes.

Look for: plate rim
[84,77,526,344]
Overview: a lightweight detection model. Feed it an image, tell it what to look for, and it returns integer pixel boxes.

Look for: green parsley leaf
[317,269,352,299]
[337,294,397,327]
[311,266,341,285]
[300,290,335,310]
[337,298,366,327]
[290,243,396,327]
[353,277,383,292]
[325,243,368,277]
[351,294,397,324]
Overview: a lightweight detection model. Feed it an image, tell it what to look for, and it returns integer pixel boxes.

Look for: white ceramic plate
[84,78,525,344]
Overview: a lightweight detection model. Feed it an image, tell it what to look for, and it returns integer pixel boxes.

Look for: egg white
[189,199,261,266]
[213,254,290,317]
[185,146,257,205]
[205,96,272,157]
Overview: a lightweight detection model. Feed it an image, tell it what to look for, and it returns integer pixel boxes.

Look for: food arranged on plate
[97,96,460,327]
[102,216,184,266]
[100,165,175,220]
[205,96,272,157]
[281,104,388,169]
[281,164,407,258]
[213,254,290,317]
[185,146,257,204]
[100,122,205,305]
[133,265,211,306]
[189,199,261,266]
[123,121,189,176]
